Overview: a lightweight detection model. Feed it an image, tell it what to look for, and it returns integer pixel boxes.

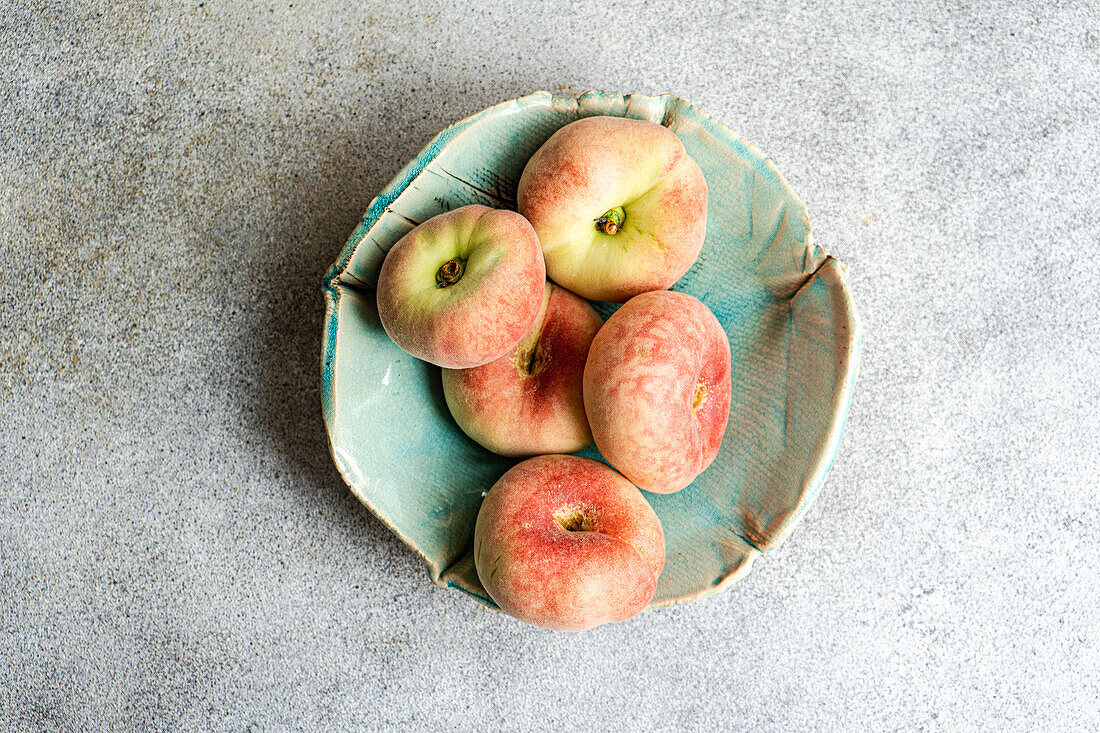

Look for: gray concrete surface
[2,1,1098,730]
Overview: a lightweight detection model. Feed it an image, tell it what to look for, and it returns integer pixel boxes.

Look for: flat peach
[517,116,707,302]
[376,205,545,368]
[474,455,664,631]
[583,290,731,493]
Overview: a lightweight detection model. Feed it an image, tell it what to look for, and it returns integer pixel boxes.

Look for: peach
[376,205,546,368]
[517,116,708,302]
[474,455,665,631]
[583,290,731,493]
[441,283,603,456]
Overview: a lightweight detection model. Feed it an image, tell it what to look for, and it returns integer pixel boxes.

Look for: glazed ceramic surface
[320,91,861,609]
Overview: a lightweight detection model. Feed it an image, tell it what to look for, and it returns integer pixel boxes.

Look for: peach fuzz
[517,116,708,303]
[583,290,731,494]
[376,205,545,369]
[441,283,603,456]
[474,455,665,632]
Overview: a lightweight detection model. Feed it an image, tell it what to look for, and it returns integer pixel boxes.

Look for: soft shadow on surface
[252,79,525,549]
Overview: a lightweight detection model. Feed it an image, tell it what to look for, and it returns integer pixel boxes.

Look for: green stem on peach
[435,258,466,288]
[594,206,626,236]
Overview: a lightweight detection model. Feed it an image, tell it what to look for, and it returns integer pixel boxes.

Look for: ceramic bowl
[320,91,860,610]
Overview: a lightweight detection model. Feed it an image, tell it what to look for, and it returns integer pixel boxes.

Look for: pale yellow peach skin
[474,455,665,631]
[583,290,731,493]
[441,283,602,456]
[376,205,545,369]
[517,116,708,303]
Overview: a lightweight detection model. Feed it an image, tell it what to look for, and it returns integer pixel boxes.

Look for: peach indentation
[692,383,708,416]
[435,257,465,287]
[552,507,592,533]
[513,339,549,378]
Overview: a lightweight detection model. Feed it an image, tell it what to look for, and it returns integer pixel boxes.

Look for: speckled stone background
[2,1,1098,730]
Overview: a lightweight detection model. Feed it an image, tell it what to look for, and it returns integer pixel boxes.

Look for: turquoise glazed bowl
[321,91,860,609]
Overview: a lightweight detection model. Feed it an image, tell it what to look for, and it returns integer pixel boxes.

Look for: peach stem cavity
[553,507,592,532]
[514,340,548,377]
[692,383,707,416]
[595,206,626,236]
[435,257,466,288]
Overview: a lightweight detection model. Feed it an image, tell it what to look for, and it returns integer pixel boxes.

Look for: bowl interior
[321,91,860,608]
